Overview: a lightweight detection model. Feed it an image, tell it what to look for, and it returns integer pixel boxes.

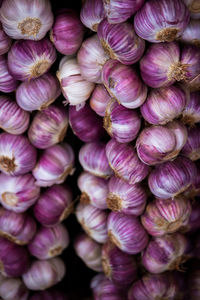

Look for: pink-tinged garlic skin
[28,105,68,149]
[0,0,53,40]
[136,121,187,166]
[77,34,109,84]
[16,73,61,112]
[0,95,30,135]
[29,290,67,300]
[182,91,200,125]
[32,143,75,187]
[181,125,200,161]
[107,212,149,254]
[69,103,105,143]
[134,0,190,43]
[140,42,180,88]
[80,0,105,32]
[107,176,147,216]
[104,99,141,143]
[148,156,197,199]
[141,85,187,125]
[103,0,145,24]
[184,202,200,234]
[188,269,200,300]
[57,57,95,107]
[22,258,65,291]
[78,172,108,210]
[0,23,11,55]
[50,9,84,55]
[0,207,37,245]
[102,241,137,287]
[128,273,177,300]
[79,142,113,179]
[7,39,56,81]
[98,19,145,65]
[28,224,69,260]
[106,139,149,185]
[90,84,112,117]
[102,59,147,109]
[0,55,18,93]
[74,233,103,272]
[142,234,189,274]
[34,185,73,227]
[75,203,108,244]
[183,0,200,19]
[0,133,37,176]
[180,19,200,46]
[0,173,40,213]
[141,197,192,237]
[0,277,29,300]
[0,237,30,277]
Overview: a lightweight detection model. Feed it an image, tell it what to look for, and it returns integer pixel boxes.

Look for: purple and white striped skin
[0,173,40,213]
[98,19,145,65]
[28,224,69,260]
[0,277,29,300]
[29,290,67,300]
[181,126,200,161]
[34,185,73,227]
[78,172,108,210]
[50,9,84,55]
[8,39,56,81]
[0,96,30,135]
[28,105,68,149]
[180,19,200,46]
[75,203,108,244]
[80,0,105,32]
[79,142,113,179]
[77,34,109,84]
[0,55,18,93]
[189,269,200,300]
[134,0,190,43]
[103,0,145,24]
[104,99,141,143]
[140,42,180,88]
[140,85,187,125]
[102,241,137,287]
[141,197,192,237]
[74,233,103,272]
[89,84,112,117]
[148,156,197,199]
[22,258,65,291]
[0,207,37,245]
[0,23,11,55]
[183,0,200,19]
[32,143,75,187]
[106,139,149,185]
[128,273,178,300]
[107,176,147,216]
[16,73,61,112]
[102,59,148,109]
[182,92,200,125]
[0,133,37,176]
[136,121,188,166]
[0,237,30,277]
[142,233,189,274]
[69,103,105,143]
[107,212,149,255]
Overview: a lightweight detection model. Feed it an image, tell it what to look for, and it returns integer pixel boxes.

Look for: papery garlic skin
[74,233,103,272]
[90,84,112,117]
[28,224,69,260]
[0,96,30,135]
[183,0,200,19]
[182,91,200,125]
[78,172,108,210]
[181,125,200,161]
[22,258,65,291]
[0,55,18,93]
[0,173,40,213]
[34,185,73,227]
[80,0,105,32]
[28,105,68,149]
[0,23,11,55]
[0,277,29,300]
[76,203,108,244]
[0,0,53,40]
[16,73,61,112]
[32,143,75,187]
[180,19,200,46]
[57,57,95,107]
